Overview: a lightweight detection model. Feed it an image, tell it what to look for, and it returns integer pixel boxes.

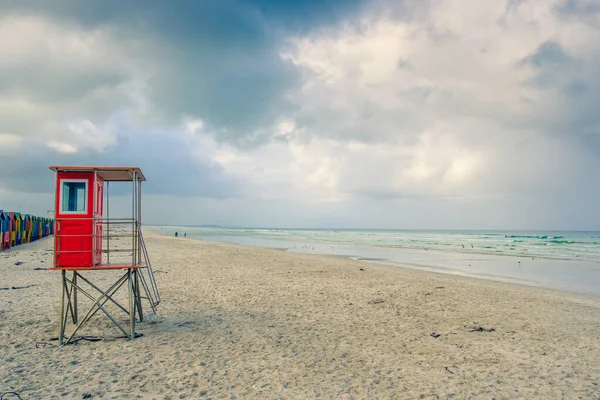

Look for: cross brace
[58,269,144,345]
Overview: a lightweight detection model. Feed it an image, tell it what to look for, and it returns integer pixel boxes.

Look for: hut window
[61,180,88,213]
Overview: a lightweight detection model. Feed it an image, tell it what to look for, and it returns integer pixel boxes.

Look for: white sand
[1,231,599,399]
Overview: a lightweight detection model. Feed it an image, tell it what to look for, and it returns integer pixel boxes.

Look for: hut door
[94,180,103,265]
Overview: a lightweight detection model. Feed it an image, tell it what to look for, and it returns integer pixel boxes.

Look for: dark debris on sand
[468,327,496,333]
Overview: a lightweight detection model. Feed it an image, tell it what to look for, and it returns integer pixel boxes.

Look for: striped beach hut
[48,217,55,235]
[28,215,34,243]
[40,217,47,238]
[15,213,23,245]
[33,216,40,240]
[22,214,30,243]
[2,211,10,250]
[8,212,16,247]
[0,210,6,250]
[30,216,36,241]
[22,214,29,243]
[29,215,35,242]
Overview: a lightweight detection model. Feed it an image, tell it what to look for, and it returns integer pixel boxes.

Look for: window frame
[59,179,89,215]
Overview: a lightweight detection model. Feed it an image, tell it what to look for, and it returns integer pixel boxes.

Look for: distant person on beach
[175,232,178,238]
[184,233,187,237]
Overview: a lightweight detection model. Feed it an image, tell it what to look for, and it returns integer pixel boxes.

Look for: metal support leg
[59,270,66,345]
[134,270,144,322]
[128,268,135,339]
[62,273,79,325]
[72,271,78,324]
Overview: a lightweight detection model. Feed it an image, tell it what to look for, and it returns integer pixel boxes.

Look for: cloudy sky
[1,0,599,230]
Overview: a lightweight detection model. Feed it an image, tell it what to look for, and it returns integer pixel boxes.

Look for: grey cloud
[517,41,577,92]
[2,0,367,34]
[0,0,367,205]
[500,0,528,21]
[0,63,127,104]
[0,131,240,198]
[0,0,368,146]
[290,84,437,146]
[520,41,571,69]
[146,48,299,148]
[555,0,600,17]
[510,39,600,143]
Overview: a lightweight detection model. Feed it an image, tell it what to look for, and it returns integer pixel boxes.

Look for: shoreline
[149,227,600,297]
[163,233,600,299]
[148,224,600,262]
[2,230,599,398]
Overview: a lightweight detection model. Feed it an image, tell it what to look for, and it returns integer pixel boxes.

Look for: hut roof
[49,166,146,182]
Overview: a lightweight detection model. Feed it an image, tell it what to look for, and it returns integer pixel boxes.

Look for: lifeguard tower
[49,166,160,344]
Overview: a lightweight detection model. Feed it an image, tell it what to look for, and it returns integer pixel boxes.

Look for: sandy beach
[1,230,599,399]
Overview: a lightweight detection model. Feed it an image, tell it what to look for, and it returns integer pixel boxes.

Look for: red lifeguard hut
[49,166,160,344]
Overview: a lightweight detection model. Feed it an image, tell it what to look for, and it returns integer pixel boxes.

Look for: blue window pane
[62,182,87,212]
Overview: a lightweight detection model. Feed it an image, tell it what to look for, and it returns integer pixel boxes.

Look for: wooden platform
[48,264,140,271]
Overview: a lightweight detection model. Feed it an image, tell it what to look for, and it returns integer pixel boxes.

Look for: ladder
[137,227,161,313]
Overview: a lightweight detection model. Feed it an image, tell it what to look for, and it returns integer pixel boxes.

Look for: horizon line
[146,224,600,233]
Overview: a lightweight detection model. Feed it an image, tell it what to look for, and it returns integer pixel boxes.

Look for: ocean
[154,226,600,296]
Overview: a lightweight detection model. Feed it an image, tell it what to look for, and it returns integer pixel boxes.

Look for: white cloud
[264,0,600,204]
[47,119,118,153]
[0,15,145,152]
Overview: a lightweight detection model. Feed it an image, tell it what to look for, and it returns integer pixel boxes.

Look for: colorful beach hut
[49,166,160,344]
[44,217,49,237]
[3,212,11,250]
[8,212,16,247]
[31,216,38,241]
[38,216,44,239]
[15,212,22,245]
[22,214,30,243]
[0,210,7,250]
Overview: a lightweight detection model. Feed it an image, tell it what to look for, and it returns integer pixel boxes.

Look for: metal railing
[54,217,160,309]
[55,218,137,267]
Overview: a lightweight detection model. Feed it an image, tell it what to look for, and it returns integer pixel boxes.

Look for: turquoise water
[155,226,600,296]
